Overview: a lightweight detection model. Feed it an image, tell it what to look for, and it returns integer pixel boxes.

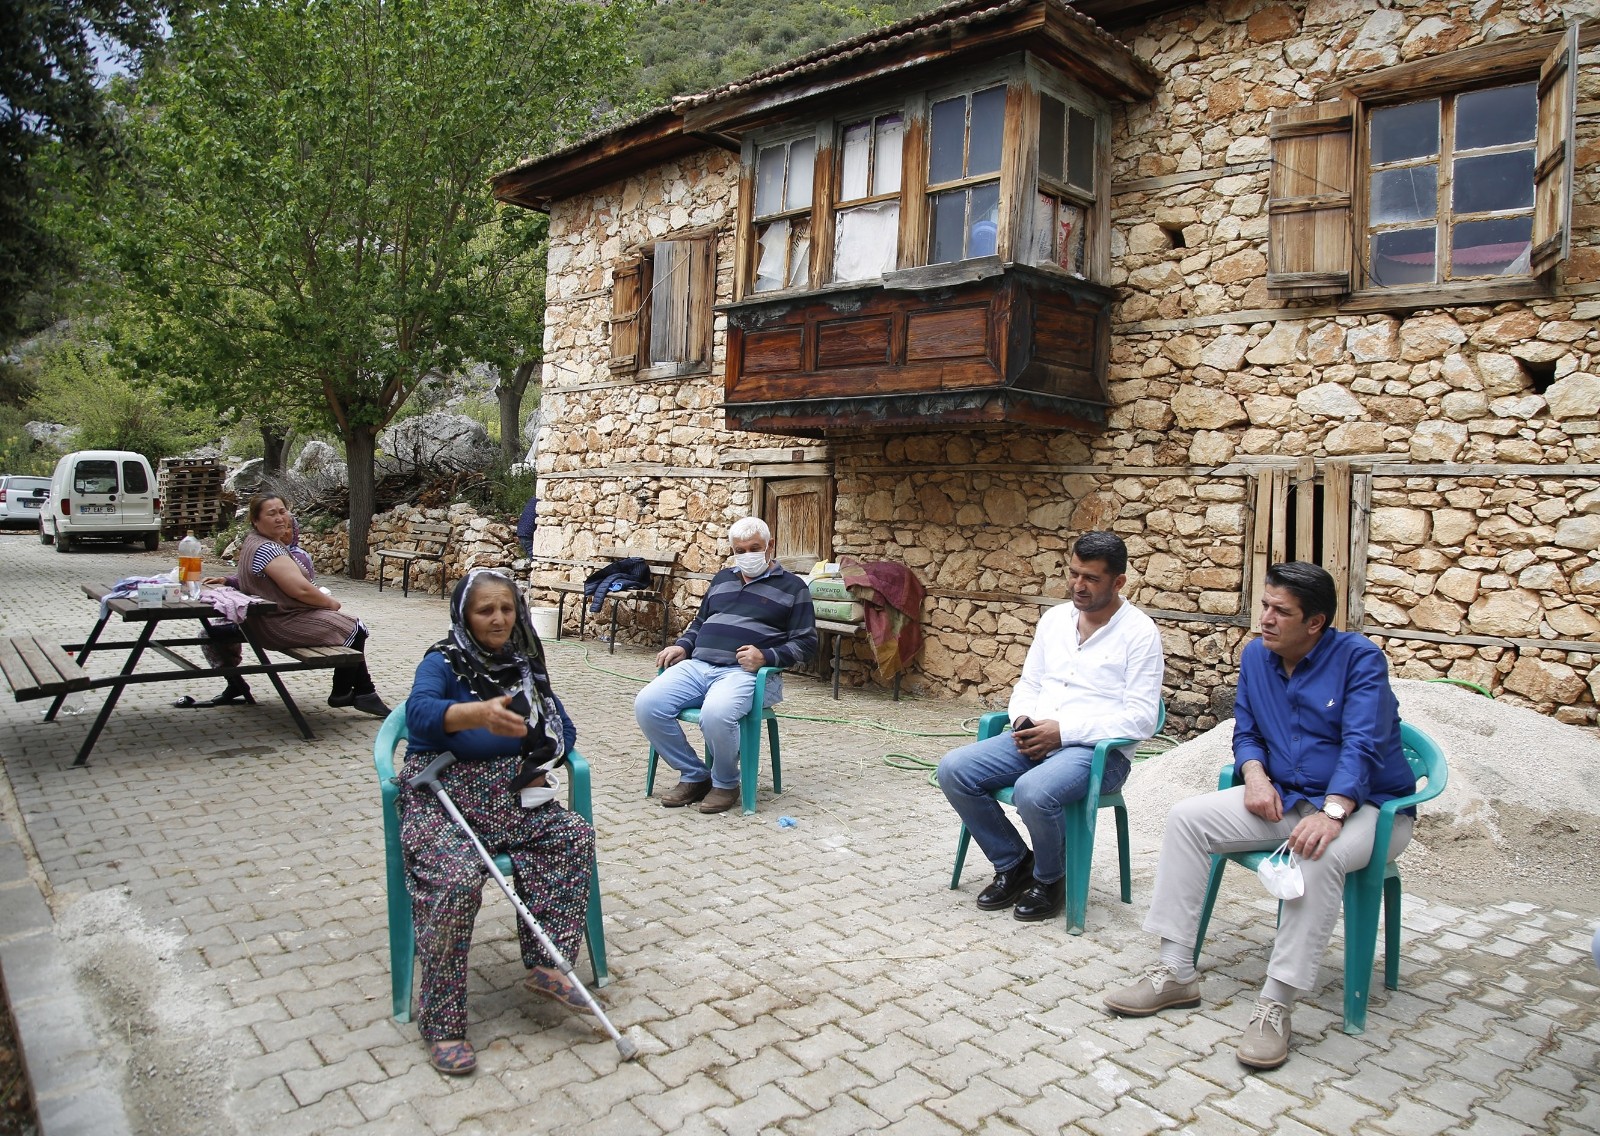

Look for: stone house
[493,0,1600,731]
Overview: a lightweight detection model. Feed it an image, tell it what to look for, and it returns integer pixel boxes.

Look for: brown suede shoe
[697,787,740,814]
[659,779,712,808]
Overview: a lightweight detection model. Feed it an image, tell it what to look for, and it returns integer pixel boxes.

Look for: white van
[39,450,162,552]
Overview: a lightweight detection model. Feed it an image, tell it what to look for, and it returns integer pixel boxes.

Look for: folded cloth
[100,575,172,620]
[838,559,926,682]
[196,585,263,624]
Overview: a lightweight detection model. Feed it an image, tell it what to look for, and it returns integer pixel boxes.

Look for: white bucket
[529,606,560,640]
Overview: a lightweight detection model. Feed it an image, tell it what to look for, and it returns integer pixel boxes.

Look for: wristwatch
[1323,800,1349,823]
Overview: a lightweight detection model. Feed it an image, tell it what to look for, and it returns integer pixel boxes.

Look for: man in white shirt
[939,532,1165,921]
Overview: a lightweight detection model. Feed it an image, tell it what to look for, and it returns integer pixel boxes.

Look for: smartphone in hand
[508,690,533,720]
[1012,716,1034,732]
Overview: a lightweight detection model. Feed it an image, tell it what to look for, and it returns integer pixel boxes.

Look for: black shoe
[174,679,253,709]
[351,692,392,718]
[1013,878,1066,922]
[327,690,356,708]
[975,850,1035,911]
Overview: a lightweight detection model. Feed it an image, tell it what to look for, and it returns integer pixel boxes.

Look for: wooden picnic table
[0,583,361,767]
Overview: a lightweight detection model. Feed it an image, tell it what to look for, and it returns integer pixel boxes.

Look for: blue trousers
[940,732,1130,884]
[634,659,780,790]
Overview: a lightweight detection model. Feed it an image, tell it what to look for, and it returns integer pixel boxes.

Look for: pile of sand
[1122,679,1600,910]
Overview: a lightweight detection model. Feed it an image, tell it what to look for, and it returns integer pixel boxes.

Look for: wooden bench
[542,547,676,654]
[374,522,451,597]
[0,635,91,702]
[282,645,367,669]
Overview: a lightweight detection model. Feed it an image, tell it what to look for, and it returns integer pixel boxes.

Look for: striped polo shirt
[676,563,817,669]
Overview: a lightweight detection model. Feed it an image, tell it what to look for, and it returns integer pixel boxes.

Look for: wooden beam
[1365,625,1600,657]
[1248,471,1273,632]
[1294,455,1316,563]
[1269,467,1290,565]
[1324,459,1352,632]
[1347,471,1371,633]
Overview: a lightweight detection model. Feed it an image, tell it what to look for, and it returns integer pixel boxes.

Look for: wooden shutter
[1266,100,1354,298]
[764,476,832,566]
[1531,23,1578,278]
[687,238,715,365]
[609,258,645,372]
[650,241,691,364]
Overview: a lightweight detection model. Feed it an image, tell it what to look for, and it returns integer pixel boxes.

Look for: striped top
[676,564,817,669]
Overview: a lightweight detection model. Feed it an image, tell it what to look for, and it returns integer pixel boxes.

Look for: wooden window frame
[609,234,716,379]
[749,131,819,295]
[1270,24,1586,311]
[733,55,1109,299]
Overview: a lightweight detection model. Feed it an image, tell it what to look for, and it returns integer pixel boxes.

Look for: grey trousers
[1143,786,1414,992]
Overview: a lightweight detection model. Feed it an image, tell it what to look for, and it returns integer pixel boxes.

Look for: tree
[1,0,163,343]
[109,0,635,576]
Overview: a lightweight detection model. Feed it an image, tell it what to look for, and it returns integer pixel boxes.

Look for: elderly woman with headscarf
[396,568,594,1076]
[179,494,390,714]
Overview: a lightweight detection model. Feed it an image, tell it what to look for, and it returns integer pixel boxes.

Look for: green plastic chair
[1191,719,1448,1035]
[946,701,1167,934]
[644,666,782,815]
[373,704,610,1024]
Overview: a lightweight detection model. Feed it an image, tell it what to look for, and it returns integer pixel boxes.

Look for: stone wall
[291,504,520,589]
[528,0,1600,730]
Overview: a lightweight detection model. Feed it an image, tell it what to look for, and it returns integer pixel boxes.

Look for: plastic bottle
[178,532,204,599]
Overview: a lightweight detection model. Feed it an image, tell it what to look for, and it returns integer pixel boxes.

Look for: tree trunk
[261,423,288,476]
[345,426,377,580]
[497,360,538,463]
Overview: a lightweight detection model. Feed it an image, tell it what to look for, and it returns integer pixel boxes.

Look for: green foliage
[0,405,55,475]
[468,454,539,521]
[626,0,944,105]
[0,0,165,344]
[23,324,213,462]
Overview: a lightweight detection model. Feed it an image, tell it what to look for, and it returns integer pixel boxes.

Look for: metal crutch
[405,752,639,1061]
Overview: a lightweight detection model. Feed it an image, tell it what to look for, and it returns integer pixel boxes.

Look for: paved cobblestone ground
[0,533,1597,1135]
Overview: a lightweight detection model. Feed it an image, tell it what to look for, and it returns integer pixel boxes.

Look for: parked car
[0,475,51,528]
[38,450,162,552]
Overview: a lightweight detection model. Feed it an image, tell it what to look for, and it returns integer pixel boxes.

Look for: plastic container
[529,607,560,640]
[177,532,204,599]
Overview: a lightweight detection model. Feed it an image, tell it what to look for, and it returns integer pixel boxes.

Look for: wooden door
[763,476,833,569]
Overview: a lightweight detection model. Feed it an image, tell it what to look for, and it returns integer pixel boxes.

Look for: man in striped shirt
[635,517,817,814]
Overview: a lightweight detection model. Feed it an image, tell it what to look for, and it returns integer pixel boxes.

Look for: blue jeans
[939,732,1131,884]
[634,659,780,790]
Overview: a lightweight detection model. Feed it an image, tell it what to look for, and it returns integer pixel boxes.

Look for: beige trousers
[1143,786,1414,992]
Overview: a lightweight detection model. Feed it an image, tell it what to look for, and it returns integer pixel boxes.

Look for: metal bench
[542,547,677,653]
[374,521,451,597]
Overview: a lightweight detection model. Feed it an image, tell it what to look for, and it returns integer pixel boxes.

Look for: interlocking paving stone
[2,536,1599,1135]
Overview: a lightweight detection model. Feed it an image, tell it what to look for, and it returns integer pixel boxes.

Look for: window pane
[755,220,789,292]
[75,460,117,494]
[968,86,1006,176]
[1029,193,1056,263]
[788,219,811,288]
[121,460,149,493]
[755,146,785,215]
[1452,215,1533,277]
[929,189,965,264]
[1059,202,1086,273]
[968,182,1000,257]
[1452,149,1535,214]
[1038,95,1065,181]
[840,121,871,201]
[1370,99,1439,164]
[1456,83,1536,150]
[872,114,904,194]
[786,138,815,211]
[1371,227,1436,287]
[1371,164,1437,224]
[1067,108,1095,189]
[834,201,900,281]
[929,96,966,184]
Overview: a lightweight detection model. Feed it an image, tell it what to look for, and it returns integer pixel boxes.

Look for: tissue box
[135,583,167,607]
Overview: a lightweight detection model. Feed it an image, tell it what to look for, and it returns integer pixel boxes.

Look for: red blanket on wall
[838,558,925,681]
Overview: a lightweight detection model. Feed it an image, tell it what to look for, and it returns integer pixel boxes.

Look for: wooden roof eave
[679,4,1156,137]
[490,109,699,212]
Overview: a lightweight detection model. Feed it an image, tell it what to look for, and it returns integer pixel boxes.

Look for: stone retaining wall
[293,504,520,590]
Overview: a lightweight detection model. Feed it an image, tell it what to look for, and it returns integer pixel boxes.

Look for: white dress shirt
[1007,598,1164,751]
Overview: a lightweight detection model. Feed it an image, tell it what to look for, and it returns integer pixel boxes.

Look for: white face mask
[519,768,561,809]
[733,550,770,577]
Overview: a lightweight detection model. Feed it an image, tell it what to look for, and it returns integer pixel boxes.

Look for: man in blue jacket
[1103,561,1417,1070]
[635,517,816,814]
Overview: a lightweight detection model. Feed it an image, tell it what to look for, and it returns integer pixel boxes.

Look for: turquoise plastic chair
[1191,719,1448,1034]
[644,665,782,815]
[373,705,610,1024]
[946,701,1167,934]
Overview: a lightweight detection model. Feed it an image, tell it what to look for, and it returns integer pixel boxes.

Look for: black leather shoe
[975,850,1035,911]
[1013,878,1066,922]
